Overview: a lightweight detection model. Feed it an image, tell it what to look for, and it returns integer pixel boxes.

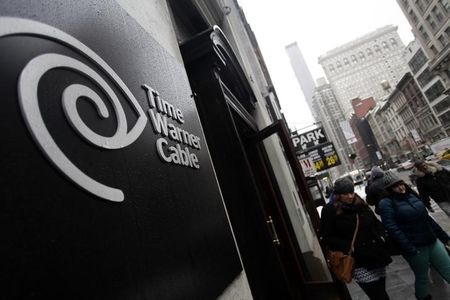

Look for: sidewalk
[347,200,450,299]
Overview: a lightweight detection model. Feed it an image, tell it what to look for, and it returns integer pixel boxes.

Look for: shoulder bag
[326,214,359,283]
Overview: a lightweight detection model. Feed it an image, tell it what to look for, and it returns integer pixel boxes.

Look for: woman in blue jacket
[379,171,450,300]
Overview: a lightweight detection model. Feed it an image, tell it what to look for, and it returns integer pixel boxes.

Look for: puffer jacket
[321,195,392,269]
[414,161,450,203]
[379,192,449,256]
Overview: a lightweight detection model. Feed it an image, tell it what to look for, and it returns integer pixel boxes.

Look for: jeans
[357,277,390,300]
[404,240,450,300]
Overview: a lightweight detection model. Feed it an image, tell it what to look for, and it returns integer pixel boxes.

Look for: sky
[237,0,415,132]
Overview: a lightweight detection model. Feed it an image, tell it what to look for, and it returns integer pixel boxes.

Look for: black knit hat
[383,171,403,188]
[333,177,354,195]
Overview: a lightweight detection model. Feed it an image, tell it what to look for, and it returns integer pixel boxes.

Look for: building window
[351,55,357,63]
[433,96,450,113]
[446,26,450,38]
[408,9,419,24]
[336,61,342,69]
[374,45,382,53]
[439,110,450,124]
[359,52,365,60]
[426,15,437,31]
[419,26,430,41]
[366,48,373,56]
[382,41,390,50]
[438,35,448,47]
[432,6,445,23]
[390,38,398,47]
[439,0,450,13]
[416,0,425,13]
[328,64,335,72]
[408,49,428,74]
[344,58,350,66]
[425,80,445,101]
[417,68,434,87]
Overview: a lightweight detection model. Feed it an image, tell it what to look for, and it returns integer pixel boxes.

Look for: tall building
[318,25,409,117]
[286,42,318,119]
[312,79,353,175]
[396,0,450,93]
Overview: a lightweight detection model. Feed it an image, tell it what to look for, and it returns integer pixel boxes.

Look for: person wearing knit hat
[333,177,354,195]
[321,177,391,299]
[378,170,450,300]
[383,171,404,190]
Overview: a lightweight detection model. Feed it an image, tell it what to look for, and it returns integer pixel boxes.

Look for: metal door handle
[266,216,281,246]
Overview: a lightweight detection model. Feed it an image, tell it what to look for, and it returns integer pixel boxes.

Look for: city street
[348,169,450,299]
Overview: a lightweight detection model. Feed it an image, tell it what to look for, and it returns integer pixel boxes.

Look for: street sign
[291,127,328,151]
[298,142,341,172]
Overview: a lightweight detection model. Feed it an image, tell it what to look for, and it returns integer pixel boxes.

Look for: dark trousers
[357,277,390,300]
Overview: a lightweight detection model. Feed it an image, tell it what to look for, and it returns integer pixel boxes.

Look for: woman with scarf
[321,177,392,299]
[378,171,450,300]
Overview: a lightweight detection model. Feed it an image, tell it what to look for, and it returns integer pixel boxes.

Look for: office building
[318,25,409,117]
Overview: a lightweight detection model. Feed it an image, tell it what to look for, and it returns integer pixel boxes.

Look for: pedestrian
[378,171,450,300]
[365,166,385,214]
[413,159,450,216]
[321,177,392,300]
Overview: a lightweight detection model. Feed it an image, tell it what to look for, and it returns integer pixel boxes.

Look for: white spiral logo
[0,17,148,202]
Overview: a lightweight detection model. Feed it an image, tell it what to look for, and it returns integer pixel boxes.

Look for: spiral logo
[0,17,148,202]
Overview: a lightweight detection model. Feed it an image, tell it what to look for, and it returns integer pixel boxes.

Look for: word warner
[142,84,201,169]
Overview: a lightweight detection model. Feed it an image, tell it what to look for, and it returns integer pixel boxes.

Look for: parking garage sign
[291,127,328,151]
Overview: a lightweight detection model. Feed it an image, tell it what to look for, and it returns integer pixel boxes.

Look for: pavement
[347,169,450,299]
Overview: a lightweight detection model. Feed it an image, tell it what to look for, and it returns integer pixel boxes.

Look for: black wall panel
[0,1,242,299]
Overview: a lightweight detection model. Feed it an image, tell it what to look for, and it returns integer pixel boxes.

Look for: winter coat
[378,192,450,256]
[365,167,385,213]
[320,195,392,270]
[414,161,450,203]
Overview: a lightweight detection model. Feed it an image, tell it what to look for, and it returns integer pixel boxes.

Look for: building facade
[403,39,450,135]
[318,25,409,117]
[0,1,346,299]
[396,0,450,95]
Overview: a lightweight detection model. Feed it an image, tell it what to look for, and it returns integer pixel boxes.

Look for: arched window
[390,38,398,47]
[382,41,389,50]
[359,52,365,60]
[374,45,382,53]
[344,58,350,66]
[328,64,335,72]
[366,48,373,56]
[336,61,342,69]
[351,55,357,63]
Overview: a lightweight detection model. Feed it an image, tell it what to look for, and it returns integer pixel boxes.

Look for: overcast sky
[237,0,415,131]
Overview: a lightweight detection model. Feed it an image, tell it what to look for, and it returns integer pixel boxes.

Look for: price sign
[297,142,341,172]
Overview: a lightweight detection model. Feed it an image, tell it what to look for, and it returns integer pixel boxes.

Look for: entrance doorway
[180,26,347,299]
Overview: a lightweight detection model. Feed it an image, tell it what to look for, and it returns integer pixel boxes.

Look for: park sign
[291,127,328,151]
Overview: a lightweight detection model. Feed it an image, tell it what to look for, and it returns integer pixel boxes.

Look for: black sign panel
[291,127,328,151]
[0,2,241,299]
[298,142,341,172]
